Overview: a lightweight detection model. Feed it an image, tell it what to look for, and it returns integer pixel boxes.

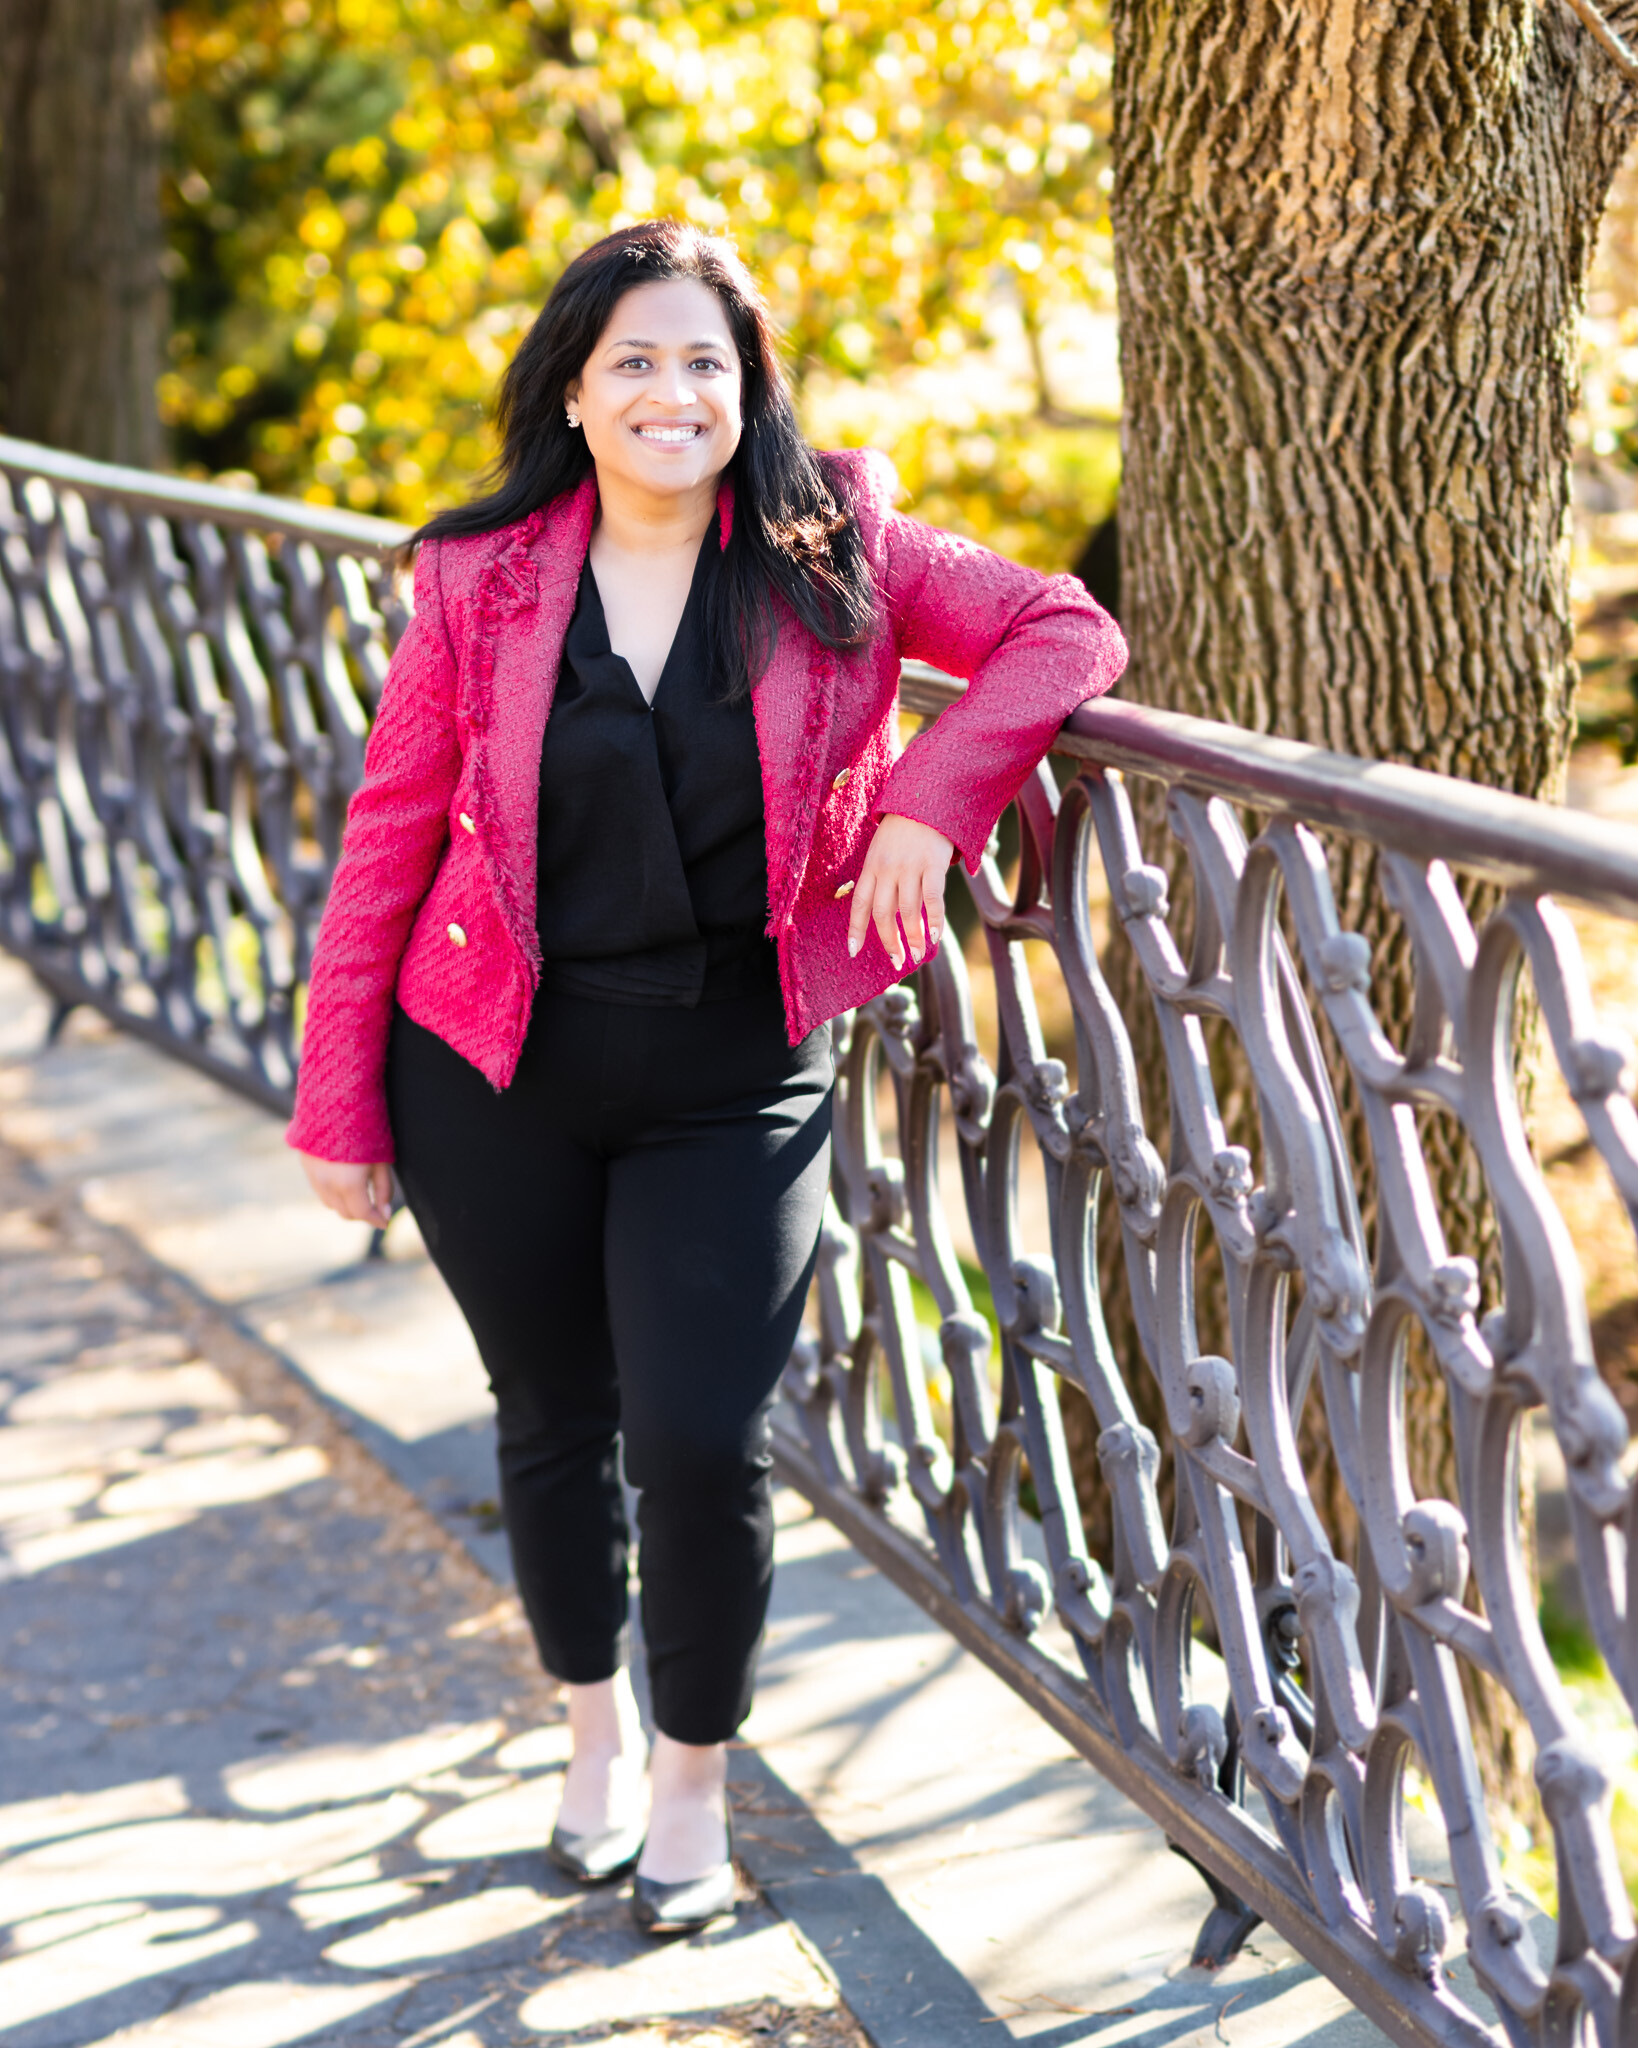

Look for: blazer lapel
[469,475,596,972]
[753,611,835,935]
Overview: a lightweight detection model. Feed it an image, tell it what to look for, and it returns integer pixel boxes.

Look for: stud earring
[565,410,580,429]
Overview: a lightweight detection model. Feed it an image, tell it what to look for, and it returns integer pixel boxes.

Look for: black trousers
[386,983,833,1743]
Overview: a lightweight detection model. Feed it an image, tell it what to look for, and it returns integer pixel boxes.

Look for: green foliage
[1539,1585,1608,1683]
[1574,651,1638,764]
[161,0,1118,560]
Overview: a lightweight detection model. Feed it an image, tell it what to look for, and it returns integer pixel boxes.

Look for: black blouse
[534,521,775,1006]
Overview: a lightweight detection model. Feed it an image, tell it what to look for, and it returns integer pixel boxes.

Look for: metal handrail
[4,434,1637,2048]
[903,663,1638,916]
[0,432,409,551]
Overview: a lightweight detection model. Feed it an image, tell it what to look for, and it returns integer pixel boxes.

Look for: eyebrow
[605,337,730,350]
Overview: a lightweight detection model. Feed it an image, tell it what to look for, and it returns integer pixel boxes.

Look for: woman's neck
[590,469,719,561]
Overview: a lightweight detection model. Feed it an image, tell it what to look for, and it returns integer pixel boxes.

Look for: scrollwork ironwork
[780,675,1638,2048]
[0,434,406,1106]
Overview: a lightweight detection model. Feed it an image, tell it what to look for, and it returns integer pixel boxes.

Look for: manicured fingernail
[848,934,862,958]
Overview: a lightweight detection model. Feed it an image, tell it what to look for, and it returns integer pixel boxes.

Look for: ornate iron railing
[4,433,1638,2048]
[0,434,407,1107]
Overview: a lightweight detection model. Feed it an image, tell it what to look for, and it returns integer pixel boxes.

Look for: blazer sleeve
[874,512,1127,872]
[285,540,462,1164]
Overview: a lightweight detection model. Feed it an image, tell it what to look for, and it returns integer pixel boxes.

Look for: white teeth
[635,425,703,442]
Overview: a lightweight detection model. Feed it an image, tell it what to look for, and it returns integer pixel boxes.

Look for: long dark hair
[414,220,877,697]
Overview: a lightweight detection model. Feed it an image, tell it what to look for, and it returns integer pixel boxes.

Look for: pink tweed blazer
[286,448,1126,1163]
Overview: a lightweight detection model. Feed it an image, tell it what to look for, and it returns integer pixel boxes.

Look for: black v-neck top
[534,521,776,1006]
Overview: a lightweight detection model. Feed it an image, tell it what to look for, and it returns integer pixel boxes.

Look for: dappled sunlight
[415,1776,563,1860]
[0,1696,844,2041]
[98,1443,329,1516]
[514,1920,832,2037]
[2,1904,255,2030]
[0,1468,105,1522]
[0,1716,572,2030]
[0,1416,167,1479]
[80,1977,413,2048]
[494,1724,572,1771]
[0,1221,625,2041]
[0,1775,186,1852]
[10,1359,240,1421]
[290,1852,383,1889]
[746,1616,1005,1855]
[1,1507,193,1576]
[2,1901,144,1952]
[288,1874,447,1929]
[0,1791,431,1920]
[0,1682,841,2041]
[223,1720,504,1812]
[0,1348,329,1582]
[322,1883,569,1968]
[162,1413,290,1455]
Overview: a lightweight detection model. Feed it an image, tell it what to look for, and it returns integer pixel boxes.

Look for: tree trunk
[0,0,165,464]
[1062,0,1638,1823]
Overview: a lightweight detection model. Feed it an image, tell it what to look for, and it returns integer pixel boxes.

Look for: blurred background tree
[158,0,1121,562]
[0,0,166,463]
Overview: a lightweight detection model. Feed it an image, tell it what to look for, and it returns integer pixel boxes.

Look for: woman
[288,219,1126,1935]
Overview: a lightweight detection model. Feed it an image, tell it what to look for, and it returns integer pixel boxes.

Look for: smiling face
[566,277,744,513]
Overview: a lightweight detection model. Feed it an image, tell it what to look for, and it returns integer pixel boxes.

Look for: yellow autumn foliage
[162,0,1120,564]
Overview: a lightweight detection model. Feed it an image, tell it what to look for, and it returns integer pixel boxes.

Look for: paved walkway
[0,1135,861,2048]
[0,955,1470,2048]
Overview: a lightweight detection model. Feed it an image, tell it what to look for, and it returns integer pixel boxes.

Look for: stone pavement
[0,1136,862,2048]
[0,953,1495,2048]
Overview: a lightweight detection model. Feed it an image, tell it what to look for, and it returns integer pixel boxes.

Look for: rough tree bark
[0,0,165,464]
[1059,0,1638,1820]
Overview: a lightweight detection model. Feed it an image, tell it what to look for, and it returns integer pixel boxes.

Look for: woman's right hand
[300,1154,394,1228]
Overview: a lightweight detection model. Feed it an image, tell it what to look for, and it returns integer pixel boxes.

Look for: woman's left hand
[848,814,955,970]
